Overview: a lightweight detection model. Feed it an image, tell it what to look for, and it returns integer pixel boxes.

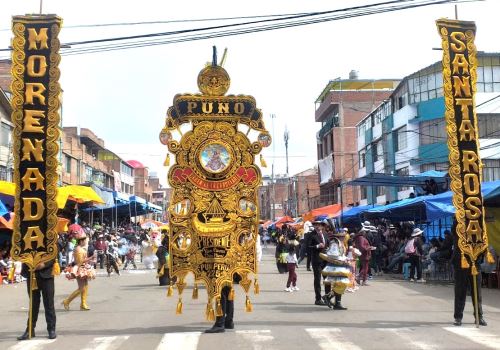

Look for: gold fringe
[167,284,174,297]
[260,154,267,168]
[461,254,470,269]
[192,283,198,300]
[176,298,183,314]
[254,279,260,295]
[163,153,170,167]
[52,261,61,276]
[205,302,211,320]
[228,287,235,301]
[245,295,253,312]
[471,264,478,276]
[156,265,165,278]
[216,297,223,317]
[486,251,495,264]
[31,276,38,291]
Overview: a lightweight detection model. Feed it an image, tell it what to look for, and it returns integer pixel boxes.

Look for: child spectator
[284,244,299,292]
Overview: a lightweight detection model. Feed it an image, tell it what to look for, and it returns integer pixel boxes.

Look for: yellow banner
[10,15,62,269]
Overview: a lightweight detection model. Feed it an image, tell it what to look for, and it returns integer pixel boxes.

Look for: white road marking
[8,339,56,350]
[305,328,362,350]
[236,330,275,350]
[156,332,201,350]
[378,328,439,350]
[81,336,129,350]
[444,327,500,349]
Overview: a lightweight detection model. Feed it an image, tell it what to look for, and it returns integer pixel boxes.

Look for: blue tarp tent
[364,180,500,222]
[336,205,378,224]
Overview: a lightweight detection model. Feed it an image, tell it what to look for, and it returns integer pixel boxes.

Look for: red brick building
[314,72,399,207]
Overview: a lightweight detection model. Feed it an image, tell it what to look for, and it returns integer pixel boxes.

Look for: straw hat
[411,228,423,237]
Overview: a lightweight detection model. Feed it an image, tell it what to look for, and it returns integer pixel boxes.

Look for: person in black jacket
[156,237,170,286]
[205,273,241,333]
[298,221,313,271]
[17,260,57,341]
[452,221,487,326]
[309,220,330,305]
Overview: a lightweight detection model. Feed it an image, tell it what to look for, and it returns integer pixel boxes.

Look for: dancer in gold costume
[62,231,96,311]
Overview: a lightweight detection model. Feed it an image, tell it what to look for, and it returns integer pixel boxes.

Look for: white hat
[411,228,423,237]
[362,220,371,227]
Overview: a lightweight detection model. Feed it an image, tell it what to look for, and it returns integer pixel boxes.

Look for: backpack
[405,238,416,254]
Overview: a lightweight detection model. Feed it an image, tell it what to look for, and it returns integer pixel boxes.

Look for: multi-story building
[356,52,500,205]
[314,71,400,207]
[149,173,172,222]
[128,160,152,202]
[61,127,115,189]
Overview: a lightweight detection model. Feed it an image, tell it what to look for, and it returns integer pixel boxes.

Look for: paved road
[0,247,499,350]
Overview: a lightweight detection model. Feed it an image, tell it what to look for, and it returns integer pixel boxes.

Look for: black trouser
[96,251,105,269]
[313,262,331,302]
[306,255,311,270]
[409,255,422,280]
[25,275,56,332]
[214,286,234,328]
[454,267,483,320]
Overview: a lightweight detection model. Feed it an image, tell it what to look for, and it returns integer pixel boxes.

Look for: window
[483,159,500,182]
[478,114,500,139]
[373,140,383,162]
[421,162,449,173]
[85,166,93,182]
[376,186,385,197]
[65,155,71,173]
[419,119,447,145]
[120,162,133,176]
[395,126,407,151]
[0,123,10,147]
[396,167,410,191]
[359,150,366,169]
[360,186,367,200]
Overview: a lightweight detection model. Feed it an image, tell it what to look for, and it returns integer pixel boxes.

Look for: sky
[0,0,499,188]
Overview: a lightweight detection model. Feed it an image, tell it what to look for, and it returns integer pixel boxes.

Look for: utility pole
[284,127,290,216]
[271,114,276,220]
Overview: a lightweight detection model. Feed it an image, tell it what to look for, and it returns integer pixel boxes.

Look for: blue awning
[346,171,448,187]
[363,180,500,222]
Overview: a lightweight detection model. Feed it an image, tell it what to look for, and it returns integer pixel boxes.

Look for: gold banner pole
[28,269,34,339]
[472,268,479,328]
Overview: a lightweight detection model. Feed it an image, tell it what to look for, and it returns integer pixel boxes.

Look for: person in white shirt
[284,245,299,292]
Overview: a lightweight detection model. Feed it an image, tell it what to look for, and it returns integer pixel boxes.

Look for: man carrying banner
[452,221,486,327]
[17,260,57,340]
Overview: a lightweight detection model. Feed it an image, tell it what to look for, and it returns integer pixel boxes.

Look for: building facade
[356,53,500,205]
[314,72,400,207]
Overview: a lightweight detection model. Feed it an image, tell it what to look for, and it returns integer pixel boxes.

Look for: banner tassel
[176,298,183,314]
[216,297,223,317]
[471,263,478,276]
[167,284,174,297]
[245,295,253,312]
[254,279,260,295]
[260,154,267,168]
[207,302,215,321]
[228,287,235,301]
[156,265,165,278]
[8,263,15,282]
[192,283,198,300]
[31,275,38,291]
[52,261,61,276]
[461,254,470,269]
[486,251,495,264]
[163,153,170,167]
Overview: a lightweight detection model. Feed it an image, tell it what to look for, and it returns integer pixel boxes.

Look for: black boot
[205,317,225,333]
[17,329,35,341]
[224,320,234,329]
[334,302,348,310]
[321,295,333,309]
[48,329,57,339]
[453,318,462,326]
[476,317,487,326]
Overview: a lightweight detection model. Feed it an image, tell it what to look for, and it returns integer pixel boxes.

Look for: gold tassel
[207,305,215,321]
[176,298,183,314]
[228,287,235,301]
[260,154,267,168]
[167,284,174,297]
[486,251,495,264]
[254,279,260,295]
[216,297,223,317]
[205,302,211,320]
[8,264,15,282]
[471,264,478,276]
[163,153,170,167]
[245,295,253,312]
[461,254,470,269]
[192,283,198,300]
[156,265,165,278]
[52,261,61,276]
[31,276,38,291]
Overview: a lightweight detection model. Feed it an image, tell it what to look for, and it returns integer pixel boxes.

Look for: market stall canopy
[302,204,342,222]
[346,171,448,187]
[56,185,105,209]
[363,180,500,222]
[334,205,378,225]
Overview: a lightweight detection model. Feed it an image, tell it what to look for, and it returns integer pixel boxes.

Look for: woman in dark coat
[156,237,170,286]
